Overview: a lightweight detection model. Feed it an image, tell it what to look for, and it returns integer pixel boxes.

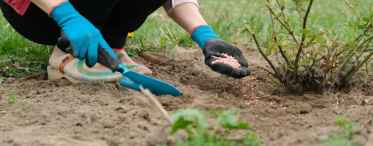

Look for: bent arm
[30,0,65,14]
[166,1,207,34]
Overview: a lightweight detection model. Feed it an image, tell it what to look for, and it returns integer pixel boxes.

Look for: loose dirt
[1,47,373,146]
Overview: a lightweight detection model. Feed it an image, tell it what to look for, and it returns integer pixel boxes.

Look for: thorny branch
[273,33,291,66]
[294,0,314,70]
[340,35,373,82]
[250,32,281,79]
[265,0,299,45]
[269,13,291,66]
[341,52,373,83]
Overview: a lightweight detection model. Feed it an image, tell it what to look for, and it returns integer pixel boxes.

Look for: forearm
[168,3,207,34]
[30,0,65,14]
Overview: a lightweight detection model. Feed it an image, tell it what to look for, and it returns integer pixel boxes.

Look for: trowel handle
[57,36,121,71]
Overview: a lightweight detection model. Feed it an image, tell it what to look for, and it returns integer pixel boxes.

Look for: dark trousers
[0,0,166,48]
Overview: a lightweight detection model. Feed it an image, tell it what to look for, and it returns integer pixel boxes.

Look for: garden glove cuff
[50,1,117,67]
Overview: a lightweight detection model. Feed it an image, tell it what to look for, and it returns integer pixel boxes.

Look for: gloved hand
[192,25,250,79]
[203,40,250,78]
[50,1,117,67]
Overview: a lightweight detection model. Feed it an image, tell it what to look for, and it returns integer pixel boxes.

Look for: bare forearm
[30,0,66,14]
[168,2,250,78]
[168,3,207,34]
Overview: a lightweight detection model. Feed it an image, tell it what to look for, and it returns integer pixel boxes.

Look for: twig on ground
[140,87,171,123]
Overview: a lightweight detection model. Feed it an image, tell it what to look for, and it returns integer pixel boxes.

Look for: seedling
[323,116,362,146]
[168,109,261,146]
[7,94,17,104]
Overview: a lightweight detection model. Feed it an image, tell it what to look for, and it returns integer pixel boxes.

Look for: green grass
[7,94,17,104]
[1,0,372,77]
[0,14,50,77]
[323,116,362,146]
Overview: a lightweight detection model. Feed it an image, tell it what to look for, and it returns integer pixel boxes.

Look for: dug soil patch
[1,47,373,146]
[0,79,168,146]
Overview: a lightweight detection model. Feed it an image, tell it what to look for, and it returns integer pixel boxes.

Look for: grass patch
[0,13,50,77]
[323,116,362,146]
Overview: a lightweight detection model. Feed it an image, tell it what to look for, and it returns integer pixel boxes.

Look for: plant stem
[340,35,373,72]
[273,34,291,66]
[274,0,287,21]
[251,33,281,79]
[265,2,299,45]
[294,0,314,70]
[268,10,291,67]
[341,52,373,83]
[341,35,373,81]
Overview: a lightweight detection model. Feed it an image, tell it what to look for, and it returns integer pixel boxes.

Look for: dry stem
[265,1,299,45]
[251,33,281,79]
[140,88,171,123]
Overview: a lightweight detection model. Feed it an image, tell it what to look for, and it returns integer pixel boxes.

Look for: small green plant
[7,94,17,104]
[323,116,361,146]
[168,109,261,146]
[247,0,373,94]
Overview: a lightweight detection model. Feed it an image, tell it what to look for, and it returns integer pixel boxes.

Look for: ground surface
[0,0,372,145]
[1,48,373,146]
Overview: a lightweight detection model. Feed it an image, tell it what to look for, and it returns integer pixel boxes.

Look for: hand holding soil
[211,53,241,69]
[203,40,251,79]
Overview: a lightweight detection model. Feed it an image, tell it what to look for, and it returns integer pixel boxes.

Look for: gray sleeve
[164,0,199,13]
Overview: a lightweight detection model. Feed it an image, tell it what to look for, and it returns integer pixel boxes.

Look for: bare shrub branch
[251,33,281,79]
[265,0,299,45]
[294,0,314,69]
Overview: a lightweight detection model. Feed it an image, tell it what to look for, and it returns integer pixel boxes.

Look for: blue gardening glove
[192,25,251,79]
[51,1,117,67]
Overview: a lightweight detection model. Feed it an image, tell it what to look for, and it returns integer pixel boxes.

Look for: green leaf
[217,111,250,130]
[7,95,17,105]
[170,109,208,134]
[325,135,362,146]
[244,132,262,146]
[335,116,353,133]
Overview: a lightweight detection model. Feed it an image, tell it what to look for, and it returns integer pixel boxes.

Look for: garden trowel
[57,37,182,97]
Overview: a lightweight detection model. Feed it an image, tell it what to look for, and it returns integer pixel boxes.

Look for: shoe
[47,47,122,82]
[114,48,153,75]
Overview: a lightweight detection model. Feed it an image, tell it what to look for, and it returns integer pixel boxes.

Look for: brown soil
[1,47,373,146]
